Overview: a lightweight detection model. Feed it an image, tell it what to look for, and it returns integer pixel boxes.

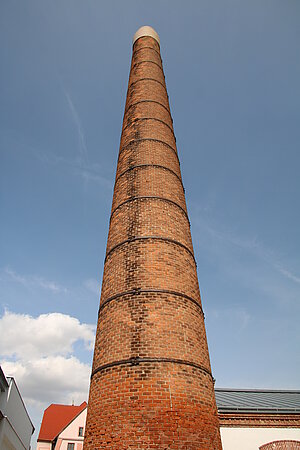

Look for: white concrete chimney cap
[133,26,160,45]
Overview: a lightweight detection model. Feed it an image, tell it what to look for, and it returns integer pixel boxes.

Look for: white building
[36,402,87,450]
[216,388,300,449]
[0,366,34,450]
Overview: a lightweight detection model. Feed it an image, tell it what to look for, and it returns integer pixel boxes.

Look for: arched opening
[260,440,300,450]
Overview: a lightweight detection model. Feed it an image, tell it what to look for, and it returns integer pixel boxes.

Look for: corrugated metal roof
[215,389,300,414]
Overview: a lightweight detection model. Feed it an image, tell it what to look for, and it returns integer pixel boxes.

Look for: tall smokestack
[84,26,222,449]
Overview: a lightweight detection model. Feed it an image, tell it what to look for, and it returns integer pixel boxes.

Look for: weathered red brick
[84,30,222,449]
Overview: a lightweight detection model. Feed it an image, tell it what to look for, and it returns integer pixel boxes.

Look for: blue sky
[1,0,299,443]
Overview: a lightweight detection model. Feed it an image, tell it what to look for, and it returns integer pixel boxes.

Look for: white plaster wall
[36,441,51,450]
[221,427,300,450]
[56,409,87,450]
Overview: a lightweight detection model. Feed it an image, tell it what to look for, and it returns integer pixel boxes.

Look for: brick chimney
[83,26,222,449]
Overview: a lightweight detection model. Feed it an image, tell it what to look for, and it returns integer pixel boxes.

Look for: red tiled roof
[37,401,87,442]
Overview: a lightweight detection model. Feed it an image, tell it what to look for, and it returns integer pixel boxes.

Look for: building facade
[216,389,300,449]
[36,402,87,450]
[0,366,34,450]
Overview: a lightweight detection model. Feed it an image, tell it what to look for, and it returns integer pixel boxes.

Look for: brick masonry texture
[219,413,300,428]
[260,441,300,450]
[116,141,180,188]
[83,35,222,449]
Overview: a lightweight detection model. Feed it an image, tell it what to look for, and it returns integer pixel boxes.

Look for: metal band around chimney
[122,117,174,135]
[131,60,164,73]
[124,100,172,121]
[110,196,190,225]
[128,77,167,91]
[115,164,183,186]
[104,236,196,264]
[118,138,178,160]
[91,357,213,381]
[133,46,162,59]
[98,288,204,317]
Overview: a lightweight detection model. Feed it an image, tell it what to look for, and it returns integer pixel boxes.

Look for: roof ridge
[215,388,300,393]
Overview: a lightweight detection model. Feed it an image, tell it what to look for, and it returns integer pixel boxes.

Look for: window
[78,427,84,437]
[67,444,75,450]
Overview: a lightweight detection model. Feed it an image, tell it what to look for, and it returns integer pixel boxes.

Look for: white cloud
[4,267,68,294]
[275,266,300,285]
[0,311,95,410]
[192,212,300,288]
[0,311,95,359]
[209,307,251,332]
[64,89,88,164]
[84,278,100,294]
[1,356,91,408]
[26,87,111,189]
[34,149,111,188]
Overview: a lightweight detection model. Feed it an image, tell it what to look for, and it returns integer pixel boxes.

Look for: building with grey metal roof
[215,388,300,450]
[215,388,300,415]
